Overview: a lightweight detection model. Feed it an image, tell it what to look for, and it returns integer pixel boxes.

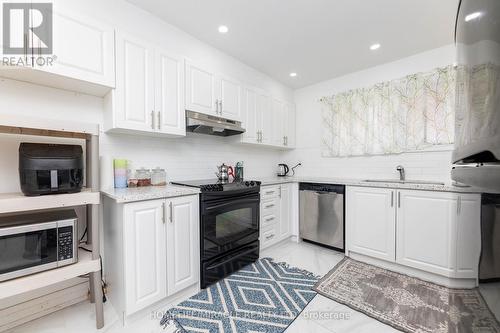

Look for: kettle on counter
[277,163,289,177]
[216,163,234,181]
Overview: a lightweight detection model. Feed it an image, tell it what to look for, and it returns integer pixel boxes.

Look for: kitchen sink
[363,179,445,186]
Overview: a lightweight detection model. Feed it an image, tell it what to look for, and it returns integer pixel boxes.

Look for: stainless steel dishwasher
[299,183,345,251]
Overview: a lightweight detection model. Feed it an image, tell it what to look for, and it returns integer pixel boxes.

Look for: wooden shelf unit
[0,116,104,330]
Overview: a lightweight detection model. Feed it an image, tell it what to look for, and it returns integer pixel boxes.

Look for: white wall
[0,0,293,193]
[288,45,457,182]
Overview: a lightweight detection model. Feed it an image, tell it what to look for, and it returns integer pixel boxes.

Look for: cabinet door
[156,50,185,136]
[115,32,155,131]
[241,87,258,143]
[346,187,396,262]
[219,75,241,121]
[272,99,285,146]
[166,196,200,295]
[455,194,481,278]
[36,9,115,87]
[185,61,217,116]
[259,94,273,144]
[279,184,292,239]
[284,103,296,148]
[124,200,166,315]
[396,190,457,277]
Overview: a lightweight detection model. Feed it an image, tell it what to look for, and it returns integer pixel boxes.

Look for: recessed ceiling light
[218,25,229,34]
[289,72,297,77]
[465,12,482,22]
[370,43,381,51]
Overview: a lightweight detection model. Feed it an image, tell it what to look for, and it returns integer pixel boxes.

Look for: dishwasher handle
[299,182,345,194]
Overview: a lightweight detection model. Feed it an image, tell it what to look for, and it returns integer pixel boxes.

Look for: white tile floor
[6,240,500,333]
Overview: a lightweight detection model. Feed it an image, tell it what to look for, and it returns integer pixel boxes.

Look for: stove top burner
[171,179,261,192]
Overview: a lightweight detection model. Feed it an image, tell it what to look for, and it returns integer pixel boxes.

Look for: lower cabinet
[346,186,481,282]
[346,187,396,262]
[104,195,199,317]
[260,184,294,249]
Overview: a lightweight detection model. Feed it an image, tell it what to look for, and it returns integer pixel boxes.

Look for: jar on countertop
[136,168,151,187]
[151,167,167,186]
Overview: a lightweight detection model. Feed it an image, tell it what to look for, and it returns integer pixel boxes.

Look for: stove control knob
[245,181,250,187]
[250,181,255,186]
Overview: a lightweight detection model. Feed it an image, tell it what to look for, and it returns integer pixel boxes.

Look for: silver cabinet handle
[151,110,155,129]
[265,217,275,222]
[259,131,262,142]
[265,204,275,208]
[157,111,161,130]
[266,234,275,240]
[215,99,219,114]
[219,100,223,114]
[285,136,288,146]
[265,190,275,195]
[391,191,394,207]
[169,202,173,223]
[398,192,401,208]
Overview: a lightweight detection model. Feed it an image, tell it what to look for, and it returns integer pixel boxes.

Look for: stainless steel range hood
[185,111,245,137]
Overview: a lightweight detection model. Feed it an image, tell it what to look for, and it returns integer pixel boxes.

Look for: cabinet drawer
[261,186,280,199]
[261,198,278,216]
[261,226,279,248]
[261,214,278,229]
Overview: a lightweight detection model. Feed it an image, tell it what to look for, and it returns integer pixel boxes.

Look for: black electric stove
[171,179,261,289]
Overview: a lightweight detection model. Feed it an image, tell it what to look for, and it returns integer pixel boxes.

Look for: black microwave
[0,210,78,282]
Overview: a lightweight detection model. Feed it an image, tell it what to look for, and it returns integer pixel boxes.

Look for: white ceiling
[126,0,459,89]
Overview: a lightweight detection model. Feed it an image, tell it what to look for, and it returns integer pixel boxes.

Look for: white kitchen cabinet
[103,194,200,318]
[105,31,185,137]
[0,8,115,96]
[185,62,241,121]
[396,190,457,276]
[40,9,115,88]
[346,186,482,285]
[185,61,217,116]
[166,196,199,295]
[260,94,273,145]
[123,199,167,315]
[156,51,185,136]
[346,187,396,262]
[284,102,296,148]
[260,184,294,249]
[455,194,482,278]
[241,87,259,143]
[218,75,242,121]
[272,98,285,146]
[279,184,292,239]
[396,191,481,279]
[113,31,155,132]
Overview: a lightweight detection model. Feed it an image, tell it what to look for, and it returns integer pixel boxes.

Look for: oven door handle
[205,197,260,211]
[205,245,258,271]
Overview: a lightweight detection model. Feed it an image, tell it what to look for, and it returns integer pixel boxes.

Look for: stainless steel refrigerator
[453,0,500,281]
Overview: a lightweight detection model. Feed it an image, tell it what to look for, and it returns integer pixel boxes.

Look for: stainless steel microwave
[0,210,78,282]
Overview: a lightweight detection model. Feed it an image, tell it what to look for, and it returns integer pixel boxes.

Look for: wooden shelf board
[0,114,99,137]
[0,249,100,300]
[0,189,100,214]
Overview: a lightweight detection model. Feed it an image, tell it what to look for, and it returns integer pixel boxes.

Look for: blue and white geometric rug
[160,258,320,332]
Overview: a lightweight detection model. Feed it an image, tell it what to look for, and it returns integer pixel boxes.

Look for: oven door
[0,223,58,282]
[201,193,260,261]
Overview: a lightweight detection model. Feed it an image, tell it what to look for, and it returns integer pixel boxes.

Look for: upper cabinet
[185,61,241,121]
[241,86,295,149]
[104,31,185,137]
[0,8,115,96]
[185,61,217,117]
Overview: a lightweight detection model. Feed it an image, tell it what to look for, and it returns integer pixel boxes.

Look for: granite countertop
[259,177,494,194]
[101,185,200,203]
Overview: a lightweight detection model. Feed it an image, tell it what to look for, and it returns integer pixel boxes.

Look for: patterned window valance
[320,65,458,157]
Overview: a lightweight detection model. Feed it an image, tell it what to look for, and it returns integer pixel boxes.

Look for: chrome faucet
[396,165,405,181]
